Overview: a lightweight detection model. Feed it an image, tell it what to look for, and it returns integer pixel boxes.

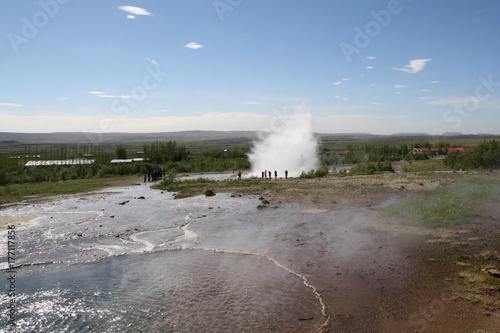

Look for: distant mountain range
[0,131,497,145]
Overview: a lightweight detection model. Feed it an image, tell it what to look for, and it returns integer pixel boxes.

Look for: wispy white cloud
[431,80,439,84]
[185,42,203,49]
[145,58,158,65]
[333,81,342,85]
[392,59,432,74]
[425,97,500,107]
[342,78,349,81]
[55,97,68,102]
[371,102,380,105]
[97,94,131,99]
[366,66,374,69]
[118,6,152,17]
[426,97,467,105]
[367,56,376,60]
[244,101,260,105]
[0,103,22,107]
[89,91,130,99]
[127,15,136,19]
[394,85,404,88]
[421,89,430,92]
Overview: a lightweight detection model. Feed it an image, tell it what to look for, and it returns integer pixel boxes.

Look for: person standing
[274,170,277,179]
[238,171,242,180]
[268,170,271,179]
[285,170,288,179]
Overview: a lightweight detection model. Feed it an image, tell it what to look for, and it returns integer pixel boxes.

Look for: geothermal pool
[0,185,328,332]
[0,182,409,332]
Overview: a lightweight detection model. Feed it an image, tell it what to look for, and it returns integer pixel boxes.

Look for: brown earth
[2,173,499,332]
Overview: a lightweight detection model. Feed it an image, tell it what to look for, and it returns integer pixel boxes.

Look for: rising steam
[248,108,319,177]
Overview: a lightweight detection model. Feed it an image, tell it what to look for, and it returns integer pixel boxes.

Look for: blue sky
[1,0,500,135]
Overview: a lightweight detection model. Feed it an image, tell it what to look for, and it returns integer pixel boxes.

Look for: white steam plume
[248,108,319,177]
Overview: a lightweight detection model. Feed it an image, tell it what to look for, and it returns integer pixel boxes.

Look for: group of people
[235,170,289,181]
[144,170,165,182]
[261,170,288,180]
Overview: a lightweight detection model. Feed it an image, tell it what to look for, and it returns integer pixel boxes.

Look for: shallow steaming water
[0,185,327,332]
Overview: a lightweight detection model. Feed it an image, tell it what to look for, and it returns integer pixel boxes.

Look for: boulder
[487,269,500,278]
[205,189,216,197]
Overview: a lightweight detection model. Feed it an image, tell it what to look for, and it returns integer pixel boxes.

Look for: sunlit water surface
[0,185,325,332]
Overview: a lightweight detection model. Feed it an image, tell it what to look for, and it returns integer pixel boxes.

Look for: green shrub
[300,166,329,179]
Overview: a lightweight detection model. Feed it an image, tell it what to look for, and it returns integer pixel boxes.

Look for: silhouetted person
[262,171,265,179]
[268,171,271,179]
[238,171,242,180]
[148,173,151,182]
[274,170,277,179]
[285,170,288,179]
[144,174,147,183]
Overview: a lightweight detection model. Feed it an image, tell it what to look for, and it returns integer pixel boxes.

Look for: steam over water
[0,186,327,332]
[248,109,320,177]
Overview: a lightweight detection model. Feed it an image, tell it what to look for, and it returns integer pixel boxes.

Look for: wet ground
[1,174,499,332]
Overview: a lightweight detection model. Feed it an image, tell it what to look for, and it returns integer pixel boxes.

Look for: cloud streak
[392,59,432,73]
[118,6,152,17]
[0,103,22,107]
[185,42,203,49]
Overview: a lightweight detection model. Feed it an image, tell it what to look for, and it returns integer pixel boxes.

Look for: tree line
[444,140,500,170]
[0,141,251,186]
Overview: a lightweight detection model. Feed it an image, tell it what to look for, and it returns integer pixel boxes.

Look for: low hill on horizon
[0,131,497,145]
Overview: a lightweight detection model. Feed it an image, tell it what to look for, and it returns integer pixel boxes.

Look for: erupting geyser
[248,109,319,177]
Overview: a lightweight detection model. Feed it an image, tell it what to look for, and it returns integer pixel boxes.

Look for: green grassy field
[380,173,500,228]
[0,175,140,203]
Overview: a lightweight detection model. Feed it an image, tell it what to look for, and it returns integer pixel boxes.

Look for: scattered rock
[487,269,500,278]
[118,200,129,205]
[298,317,314,321]
[205,189,216,197]
[137,196,145,200]
[209,207,213,209]
[110,215,115,218]
[77,233,82,237]
[257,204,278,210]
[261,199,270,205]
